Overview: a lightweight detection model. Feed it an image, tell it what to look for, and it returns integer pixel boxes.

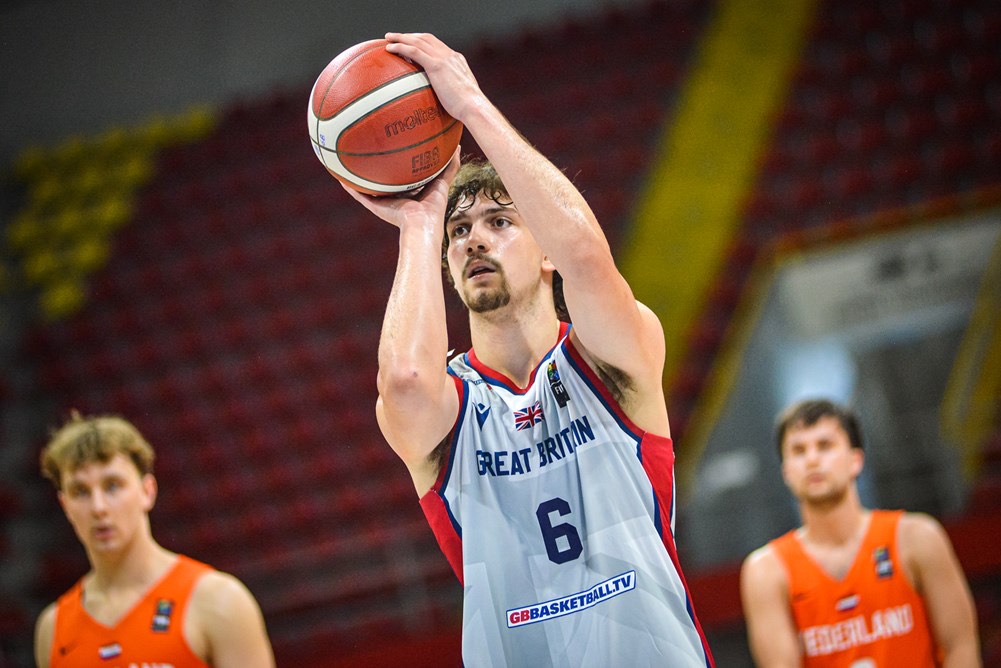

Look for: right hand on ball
[341,145,462,229]
[384,33,484,123]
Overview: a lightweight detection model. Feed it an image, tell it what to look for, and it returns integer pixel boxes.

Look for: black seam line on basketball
[318,118,459,158]
[316,71,427,122]
[316,41,386,117]
[314,69,425,169]
[314,44,384,144]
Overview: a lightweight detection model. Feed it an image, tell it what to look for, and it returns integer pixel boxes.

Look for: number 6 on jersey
[536,498,583,564]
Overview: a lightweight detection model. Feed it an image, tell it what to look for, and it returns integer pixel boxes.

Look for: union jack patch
[513,401,544,431]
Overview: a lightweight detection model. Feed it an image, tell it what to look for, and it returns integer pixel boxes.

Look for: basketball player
[341,32,715,666]
[740,399,980,667]
[33,412,275,668]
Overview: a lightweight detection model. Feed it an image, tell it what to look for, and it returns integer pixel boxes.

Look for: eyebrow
[447,205,515,225]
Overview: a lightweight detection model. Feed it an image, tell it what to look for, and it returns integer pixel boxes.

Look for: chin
[465,288,511,313]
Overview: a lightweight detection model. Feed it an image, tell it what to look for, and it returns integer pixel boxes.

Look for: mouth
[93,525,115,541]
[465,259,498,280]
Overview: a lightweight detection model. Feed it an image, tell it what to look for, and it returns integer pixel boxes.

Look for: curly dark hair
[442,159,569,322]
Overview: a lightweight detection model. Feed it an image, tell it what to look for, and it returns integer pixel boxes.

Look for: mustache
[463,253,501,275]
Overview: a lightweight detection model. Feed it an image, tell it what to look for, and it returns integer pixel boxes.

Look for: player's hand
[384,33,484,122]
[340,146,461,229]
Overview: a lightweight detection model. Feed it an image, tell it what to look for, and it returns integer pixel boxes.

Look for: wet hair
[442,159,569,322]
[774,398,864,459]
[40,411,155,490]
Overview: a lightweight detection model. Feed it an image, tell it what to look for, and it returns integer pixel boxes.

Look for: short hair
[441,159,569,322]
[774,398,863,459]
[40,411,155,490]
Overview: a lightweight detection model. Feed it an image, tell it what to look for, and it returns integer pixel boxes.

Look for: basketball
[307,39,463,196]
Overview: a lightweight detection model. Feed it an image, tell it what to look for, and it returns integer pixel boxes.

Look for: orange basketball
[307,39,463,196]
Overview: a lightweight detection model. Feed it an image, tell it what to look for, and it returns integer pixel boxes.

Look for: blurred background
[1,0,999,665]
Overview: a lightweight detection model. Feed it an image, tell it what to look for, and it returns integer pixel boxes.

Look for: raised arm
[740,547,803,668]
[342,152,461,493]
[385,34,666,415]
[899,513,981,667]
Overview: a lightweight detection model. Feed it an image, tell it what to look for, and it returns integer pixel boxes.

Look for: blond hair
[40,411,155,490]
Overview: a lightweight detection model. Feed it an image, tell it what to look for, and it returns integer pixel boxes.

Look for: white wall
[0,0,645,167]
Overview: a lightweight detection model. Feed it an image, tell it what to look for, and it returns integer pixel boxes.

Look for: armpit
[593,360,634,407]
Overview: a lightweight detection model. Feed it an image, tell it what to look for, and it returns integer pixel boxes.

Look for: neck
[87,532,170,592]
[469,302,561,388]
[798,486,867,546]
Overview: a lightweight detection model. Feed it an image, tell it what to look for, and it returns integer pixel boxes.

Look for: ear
[541,255,556,274]
[780,458,792,489]
[850,448,864,479]
[57,491,67,514]
[141,474,158,512]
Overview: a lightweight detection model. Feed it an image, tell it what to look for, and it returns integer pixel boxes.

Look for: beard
[800,480,851,509]
[459,254,512,313]
[465,281,512,313]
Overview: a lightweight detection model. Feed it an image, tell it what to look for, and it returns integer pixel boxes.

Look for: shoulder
[190,569,258,614]
[187,568,274,666]
[741,544,793,616]
[34,602,58,668]
[897,511,953,563]
[743,543,784,574]
[897,511,950,554]
[741,544,788,591]
[896,511,963,586]
[187,569,263,641]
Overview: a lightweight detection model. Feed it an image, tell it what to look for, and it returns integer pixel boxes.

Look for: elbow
[559,238,614,279]
[377,365,439,402]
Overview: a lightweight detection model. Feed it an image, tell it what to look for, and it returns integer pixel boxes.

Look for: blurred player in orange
[34,412,275,668]
[741,398,980,667]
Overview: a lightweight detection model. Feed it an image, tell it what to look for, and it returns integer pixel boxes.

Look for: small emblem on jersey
[873,547,893,578]
[151,598,175,632]
[474,402,491,429]
[98,643,122,660]
[836,594,860,612]
[513,401,544,431]
[546,361,570,407]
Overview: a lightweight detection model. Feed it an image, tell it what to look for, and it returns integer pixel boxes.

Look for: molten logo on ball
[385,106,442,137]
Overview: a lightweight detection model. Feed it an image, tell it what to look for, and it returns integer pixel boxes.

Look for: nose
[803,445,821,466]
[90,490,109,515]
[464,222,489,255]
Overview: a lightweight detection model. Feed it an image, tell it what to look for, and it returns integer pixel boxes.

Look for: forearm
[458,98,611,272]
[378,217,450,390]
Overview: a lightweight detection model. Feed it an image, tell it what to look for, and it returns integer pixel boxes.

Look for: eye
[68,486,90,499]
[492,217,512,228]
[449,223,469,239]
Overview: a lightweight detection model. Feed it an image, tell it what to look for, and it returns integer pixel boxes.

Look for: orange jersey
[50,554,212,668]
[771,510,940,667]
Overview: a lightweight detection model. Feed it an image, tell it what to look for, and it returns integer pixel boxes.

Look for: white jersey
[419,324,713,667]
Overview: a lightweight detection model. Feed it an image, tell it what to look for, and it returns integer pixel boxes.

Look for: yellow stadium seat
[40,279,86,321]
[23,249,60,286]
